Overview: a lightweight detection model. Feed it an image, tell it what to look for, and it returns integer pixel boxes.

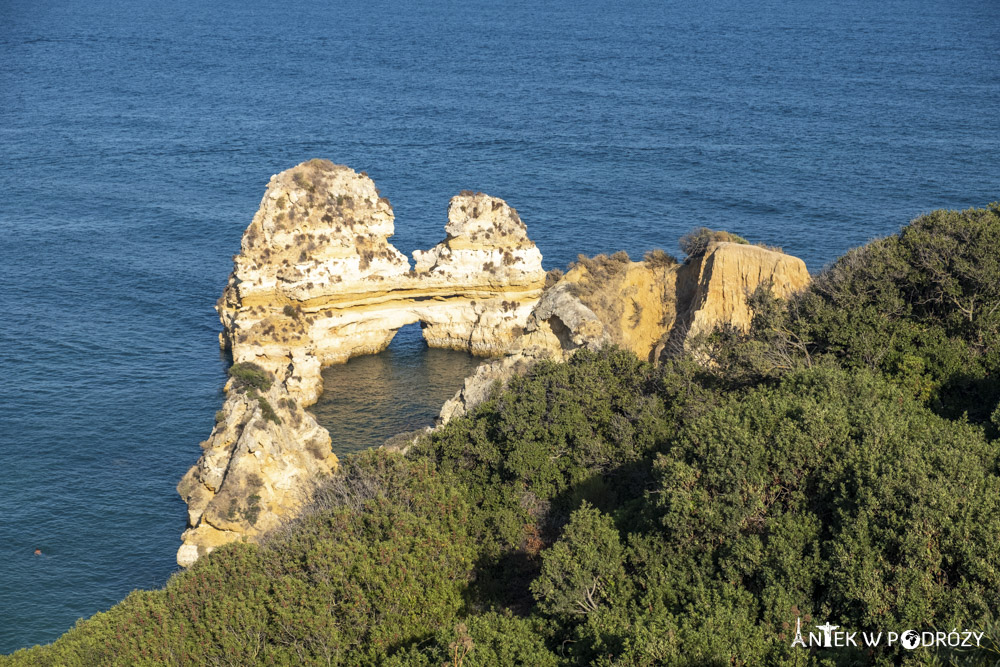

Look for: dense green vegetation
[6,206,1000,666]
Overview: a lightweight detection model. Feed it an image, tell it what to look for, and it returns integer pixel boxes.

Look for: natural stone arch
[177,160,546,566]
[176,159,811,567]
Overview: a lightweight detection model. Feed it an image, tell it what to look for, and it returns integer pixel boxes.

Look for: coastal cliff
[440,243,809,423]
[177,159,809,566]
[177,160,545,566]
[18,204,1000,666]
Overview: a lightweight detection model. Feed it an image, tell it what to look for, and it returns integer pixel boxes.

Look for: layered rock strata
[439,243,810,422]
[177,159,545,566]
[179,158,811,566]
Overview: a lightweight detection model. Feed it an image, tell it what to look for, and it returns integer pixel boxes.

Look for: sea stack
[177,159,810,567]
[176,160,546,566]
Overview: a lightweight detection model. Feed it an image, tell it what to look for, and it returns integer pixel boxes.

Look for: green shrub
[5,451,477,666]
[247,389,281,424]
[530,502,627,618]
[412,347,670,551]
[227,362,273,392]
[385,613,560,667]
[742,204,1000,425]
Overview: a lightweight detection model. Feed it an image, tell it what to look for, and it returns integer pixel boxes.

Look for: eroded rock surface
[675,241,810,341]
[179,158,811,566]
[178,160,544,566]
[439,243,810,423]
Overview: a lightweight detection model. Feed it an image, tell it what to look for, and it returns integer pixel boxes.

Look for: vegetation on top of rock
[227,362,281,424]
[675,227,786,259]
[678,227,749,257]
[7,206,1000,666]
[247,389,281,425]
[568,250,631,276]
[643,247,679,268]
[719,202,1000,427]
[565,251,633,318]
[227,361,273,393]
[544,267,564,288]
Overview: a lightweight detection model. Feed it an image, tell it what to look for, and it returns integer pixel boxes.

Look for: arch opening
[310,322,482,456]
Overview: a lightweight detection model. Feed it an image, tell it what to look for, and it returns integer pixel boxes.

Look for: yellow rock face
[440,244,811,422]
[560,258,677,362]
[178,159,811,567]
[677,241,811,341]
[177,161,546,566]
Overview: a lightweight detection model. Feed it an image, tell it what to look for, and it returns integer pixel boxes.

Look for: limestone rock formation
[179,158,811,566]
[176,380,334,568]
[177,160,546,566]
[439,242,810,422]
[215,161,544,393]
[675,241,810,341]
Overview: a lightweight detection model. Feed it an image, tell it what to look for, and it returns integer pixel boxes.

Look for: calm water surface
[313,325,483,456]
[2,0,998,652]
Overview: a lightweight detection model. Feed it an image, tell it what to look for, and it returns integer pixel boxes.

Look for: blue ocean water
[1,0,998,653]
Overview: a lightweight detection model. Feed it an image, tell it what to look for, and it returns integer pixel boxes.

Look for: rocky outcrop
[215,161,544,399]
[177,160,545,566]
[439,243,810,422]
[674,241,810,341]
[179,158,811,566]
[176,382,334,568]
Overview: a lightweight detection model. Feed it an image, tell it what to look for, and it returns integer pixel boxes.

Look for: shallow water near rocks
[312,325,483,456]
[2,0,999,653]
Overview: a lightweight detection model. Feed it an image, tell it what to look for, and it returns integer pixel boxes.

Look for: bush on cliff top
[724,203,1000,428]
[678,227,749,258]
[643,247,679,268]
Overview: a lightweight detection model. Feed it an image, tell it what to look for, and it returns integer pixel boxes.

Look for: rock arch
[177,160,546,566]
[177,159,811,567]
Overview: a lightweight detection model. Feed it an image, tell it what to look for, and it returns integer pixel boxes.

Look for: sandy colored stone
[676,241,811,341]
[180,160,811,567]
[178,162,546,566]
[439,245,810,422]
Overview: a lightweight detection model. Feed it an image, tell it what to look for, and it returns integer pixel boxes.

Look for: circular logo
[901,630,920,649]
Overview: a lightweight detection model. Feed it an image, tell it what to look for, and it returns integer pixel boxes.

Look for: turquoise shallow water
[2,0,999,652]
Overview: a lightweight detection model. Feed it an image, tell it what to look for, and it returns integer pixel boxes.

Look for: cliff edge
[438,243,809,423]
[178,159,810,566]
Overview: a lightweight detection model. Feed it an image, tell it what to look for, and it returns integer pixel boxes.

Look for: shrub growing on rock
[678,227,748,258]
[227,362,273,392]
[643,248,679,268]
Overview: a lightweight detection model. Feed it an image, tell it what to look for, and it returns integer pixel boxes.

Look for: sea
[1,0,997,653]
